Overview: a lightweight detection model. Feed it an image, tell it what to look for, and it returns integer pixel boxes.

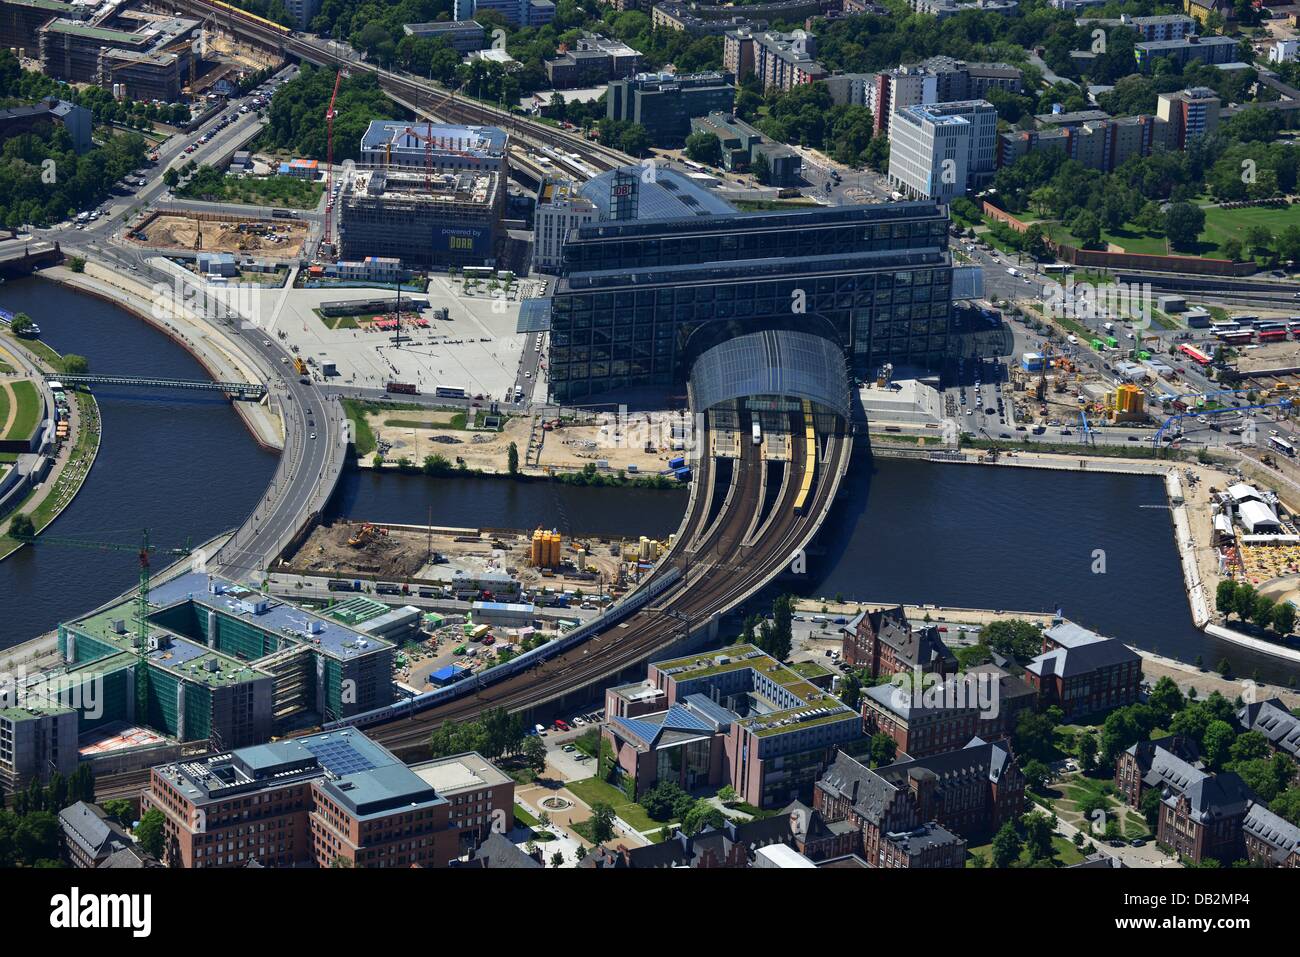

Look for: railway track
[371,410,846,757]
[91,412,847,796]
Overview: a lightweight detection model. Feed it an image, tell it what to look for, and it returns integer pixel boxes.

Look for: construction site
[283,519,674,599]
[1009,344,1154,432]
[366,406,692,476]
[128,210,310,258]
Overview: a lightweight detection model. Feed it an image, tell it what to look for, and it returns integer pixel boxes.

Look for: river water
[0,277,276,646]
[2,276,1294,683]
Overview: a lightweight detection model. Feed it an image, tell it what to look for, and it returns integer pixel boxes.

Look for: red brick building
[1024,624,1142,720]
[1157,771,1252,865]
[1114,735,1203,808]
[842,606,956,677]
[814,740,1024,867]
[143,731,503,868]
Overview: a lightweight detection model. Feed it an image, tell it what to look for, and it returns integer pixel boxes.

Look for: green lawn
[1051,203,1300,260]
[1201,203,1300,253]
[4,380,40,441]
[513,803,540,828]
[341,398,377,455]
[564,775,666,833]
[0,385,9,431]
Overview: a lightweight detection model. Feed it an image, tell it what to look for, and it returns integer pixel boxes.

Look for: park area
[1045,201,1300,260]
[0,379,41,443]
[176,167,324,210]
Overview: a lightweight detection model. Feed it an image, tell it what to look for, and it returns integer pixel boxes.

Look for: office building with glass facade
[529,168,954,403]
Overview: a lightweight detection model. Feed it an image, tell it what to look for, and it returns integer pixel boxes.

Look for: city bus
[435,386,467,398]
[1260,329,1289,343]
[1179,343,1212,366]
[1269,435,1295,457]
[1042,263,1072,275]
[1219,331,1254,346]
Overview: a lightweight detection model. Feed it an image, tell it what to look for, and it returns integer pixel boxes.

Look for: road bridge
[46,373,268,399]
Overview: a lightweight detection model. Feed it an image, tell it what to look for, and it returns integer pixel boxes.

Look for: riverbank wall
[39,264,284,452]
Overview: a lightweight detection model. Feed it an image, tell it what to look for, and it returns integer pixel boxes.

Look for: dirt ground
[537,414,690,474]
[208,35,281,71]
[368,411,691,476]
[1233,342,1300,374]
[369,412,532,472]
[287,520,633,589]
[133,214,309,258]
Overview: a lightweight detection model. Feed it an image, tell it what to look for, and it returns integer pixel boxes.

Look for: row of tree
[1216,579,1296,637]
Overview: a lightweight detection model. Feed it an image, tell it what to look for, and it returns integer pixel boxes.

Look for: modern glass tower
[535,168,954,403]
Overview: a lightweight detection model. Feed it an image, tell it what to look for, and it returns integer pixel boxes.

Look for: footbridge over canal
[329,330,857,756]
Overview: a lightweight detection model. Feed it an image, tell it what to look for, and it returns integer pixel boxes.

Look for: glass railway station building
[523,167,958,404]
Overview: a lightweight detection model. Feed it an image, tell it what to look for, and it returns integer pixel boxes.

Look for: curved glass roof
[690,330,850,417]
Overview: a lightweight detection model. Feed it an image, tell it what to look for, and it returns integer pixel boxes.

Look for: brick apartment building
[1023,622,1142,720]
[841,605,956,677]
[813,739,1025,867]
[143,731,510,868]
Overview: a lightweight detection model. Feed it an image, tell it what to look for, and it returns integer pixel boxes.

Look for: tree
[507,441,519,476]
[60,354,89,375]
[717,785,738,806]
[1014,710,1059,763]
[1070,210,1102,248]
[1021,812,1055,864]
[7,513,35,541]
[1272,788,1300,826]
[1077,733,1099,772]
[869,733,897,767]
[751,150,771,185]
[1147,675,1184,723]
[1163,203,1206,252]
[991,820,1022,868]
[1215,579,1238,618]
[1203,720,1236,770]
[522,733,547,775]
[756,594,793,661]
[1022,759,1052,793]
[550,851,564,868]
[684,130,722,167]
[1251,593,1277,630]
[134,807,166,860]
[1273,602,1296,636]
[9,312,33,335]
[163,167,179,188]
[589,802,616,844]
[681,801,725,836]
[982,619,1042,660]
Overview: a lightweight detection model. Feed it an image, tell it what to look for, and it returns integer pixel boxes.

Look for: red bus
[1179,344,1212,366]
[1259,329,1289,342]
[1219,331,1254,346]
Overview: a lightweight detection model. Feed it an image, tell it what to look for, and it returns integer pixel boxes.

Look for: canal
[2,275,1293,682]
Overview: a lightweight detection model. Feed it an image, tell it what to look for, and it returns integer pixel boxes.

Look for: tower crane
[323,69,344,249]
[19,530,191,721]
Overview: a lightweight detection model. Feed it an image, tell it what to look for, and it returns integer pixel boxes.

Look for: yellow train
[793,399,816,514]
[205,0,292,35]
